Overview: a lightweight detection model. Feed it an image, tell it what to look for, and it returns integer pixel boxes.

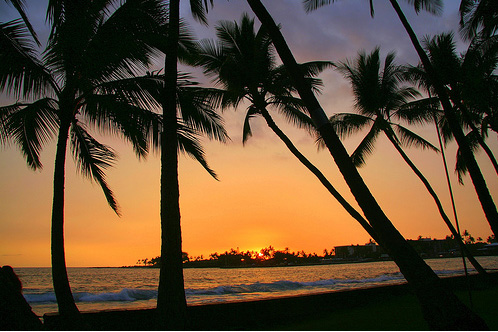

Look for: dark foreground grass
[275,285,498,330]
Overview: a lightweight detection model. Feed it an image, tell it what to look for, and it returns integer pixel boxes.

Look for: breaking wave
[24,288,158,304]
[24,274,406,304]
[22,268,466,305]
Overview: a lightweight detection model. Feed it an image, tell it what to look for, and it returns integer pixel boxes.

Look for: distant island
[129,233,498,269]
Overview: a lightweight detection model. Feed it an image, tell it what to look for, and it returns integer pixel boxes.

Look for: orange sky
[1,1,497,267]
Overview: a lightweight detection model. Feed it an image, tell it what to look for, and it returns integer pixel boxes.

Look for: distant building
[334,237,462,260]
[334,243,379,259]
[407,237,457,258]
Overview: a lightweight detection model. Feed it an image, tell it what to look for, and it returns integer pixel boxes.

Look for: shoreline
[42,272,498,330]
[124,253,498,269]
[14,254,497,269]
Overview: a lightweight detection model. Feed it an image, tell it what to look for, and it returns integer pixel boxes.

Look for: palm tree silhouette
[331,48,486,275]
[405,32,498,240]
[1,0,166,318]
[408,33,498,180]
[390,0,498,243]
[196,13,378,241]
[158,1,229,328]
[304,0,498,271]
[246,0,488,329]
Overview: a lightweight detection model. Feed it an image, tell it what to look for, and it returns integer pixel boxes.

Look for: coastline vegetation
[135,232,497,269]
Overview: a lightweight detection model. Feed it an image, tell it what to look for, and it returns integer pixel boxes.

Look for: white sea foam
[76,288,157,302]
[20,262,481,308]
[24,289,158,304]
[185,273,407,296]
[24,292,57,303]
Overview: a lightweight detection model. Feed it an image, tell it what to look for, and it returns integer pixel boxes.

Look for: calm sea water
[15,256,498,317]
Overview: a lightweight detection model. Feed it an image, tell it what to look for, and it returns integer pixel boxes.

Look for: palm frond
[177,18,202,65]
[242,106,259,145]
[423,33,461,87]
[177,122,218,180]
[369,0,374,17]
[0,102,23,145]
[405,0,443,15]
[350,123,381,167]
[269,95,315,133]
[95,74,163,111]
[46,0,166,84]
[394,97,441,125]
[460,0,497,40]
[392,123,439,152]
[403,64,434,93]
[455,147,468,185]
[177,85,229,144]
[5,0,40,45]
[302,0,335,13]
[0,19,54,98]
[195,38,225,79]
[83,93,162,159]
[70,121,120,215]
[188,0,214,25]
[329,113,373,139]
[335,48,383,117]
[299,61,335,78]
[303,0,377,16]
[4,98,59,170]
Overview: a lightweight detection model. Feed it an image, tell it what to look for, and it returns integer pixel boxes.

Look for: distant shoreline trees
[136,232,498,268]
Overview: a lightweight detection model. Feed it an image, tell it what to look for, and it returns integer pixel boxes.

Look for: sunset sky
[1,0,497,268]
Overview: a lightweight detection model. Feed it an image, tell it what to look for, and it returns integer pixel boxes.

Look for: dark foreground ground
[43,273,498,330]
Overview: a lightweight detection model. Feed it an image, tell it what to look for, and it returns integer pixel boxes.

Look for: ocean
[15,256,498,317]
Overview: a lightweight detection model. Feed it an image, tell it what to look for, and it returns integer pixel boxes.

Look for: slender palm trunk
[384,130,487,275]
[157,0,187,329]
[246,0,488,329]
[259,109,379,243]
[51,117,79,317]
[388,0,498,239]
[434,115,476,305]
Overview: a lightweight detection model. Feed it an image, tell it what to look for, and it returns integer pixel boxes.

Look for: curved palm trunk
[389,0,498,240]
[51,117,79,318]
[246,0,488,329]
[259,109,379,243]
[384,130,487,275]
[157,0,187,329]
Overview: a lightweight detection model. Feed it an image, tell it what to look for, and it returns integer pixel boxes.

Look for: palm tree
[304,0,498,264]
[426,33,498,180]
[405,32,498,234]
[460,0,498,40]
[196,13,379,242]
[331,47,486,275]
[246,0,488,329]
[388,0,498,244]
[1,0,167,319]
[158,1,230,328]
